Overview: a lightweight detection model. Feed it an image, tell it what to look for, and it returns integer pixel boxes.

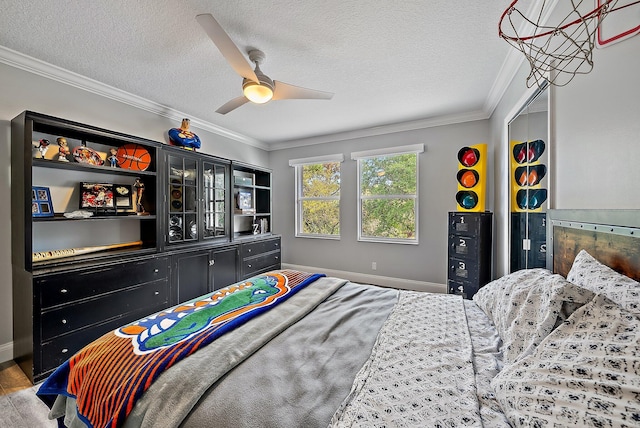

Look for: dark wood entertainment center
[11,111,280,382]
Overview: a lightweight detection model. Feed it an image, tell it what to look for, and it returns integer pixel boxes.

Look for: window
[351,144,423,244]
[289,154,343,239]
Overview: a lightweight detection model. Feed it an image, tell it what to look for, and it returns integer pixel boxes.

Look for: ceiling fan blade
[272,81,334,101]
[196,13,258,82]
[216,96,249,114]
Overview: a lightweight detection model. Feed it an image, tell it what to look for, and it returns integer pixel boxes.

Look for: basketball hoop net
[499,0,638,87]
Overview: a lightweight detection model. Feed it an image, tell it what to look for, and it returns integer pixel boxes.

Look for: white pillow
[492,294,640,427]
[567,249,640,319]
[473,269,594,365]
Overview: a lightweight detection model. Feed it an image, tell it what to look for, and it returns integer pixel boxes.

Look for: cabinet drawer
[240,238,280,259]
[39,296,169,374]
[242,252,281,278]
[41,278,169,341]
[38,257,168,309]
[448,235,479,260]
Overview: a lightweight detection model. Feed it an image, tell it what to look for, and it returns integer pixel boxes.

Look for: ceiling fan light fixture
[242,80,273,103]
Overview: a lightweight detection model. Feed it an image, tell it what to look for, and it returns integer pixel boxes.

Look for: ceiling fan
[195,13,334,115]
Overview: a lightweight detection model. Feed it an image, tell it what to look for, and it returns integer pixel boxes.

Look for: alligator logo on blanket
[116,274,287,354]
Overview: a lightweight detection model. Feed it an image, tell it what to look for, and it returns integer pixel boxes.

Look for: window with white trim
[289,154,343,239]
[352,144,423,244]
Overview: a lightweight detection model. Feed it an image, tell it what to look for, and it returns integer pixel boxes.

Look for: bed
[36,209,640,428]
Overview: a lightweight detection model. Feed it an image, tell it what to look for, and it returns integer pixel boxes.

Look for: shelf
[33,214,156,222]
[33,158,156,177]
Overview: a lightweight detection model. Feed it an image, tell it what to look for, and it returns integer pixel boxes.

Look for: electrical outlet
[372,262,377,270]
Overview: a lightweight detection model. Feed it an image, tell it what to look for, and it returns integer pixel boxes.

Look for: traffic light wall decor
[510,139,547,212]
[455,143,487,212]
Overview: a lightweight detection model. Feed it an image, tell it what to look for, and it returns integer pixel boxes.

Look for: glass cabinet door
[168,154,199,243]
[203,161,227,239]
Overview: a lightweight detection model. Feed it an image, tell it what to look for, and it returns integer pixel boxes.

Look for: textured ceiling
[0,1,518,148]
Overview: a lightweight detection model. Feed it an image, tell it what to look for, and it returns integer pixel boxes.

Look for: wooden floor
[0,361,32,396]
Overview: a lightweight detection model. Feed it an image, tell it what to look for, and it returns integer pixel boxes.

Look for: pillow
[567,249,640,319]
[492,294,640,427]
[473,269,594,364]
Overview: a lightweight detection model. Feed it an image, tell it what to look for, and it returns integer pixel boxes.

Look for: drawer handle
[60,288,68,294]
[275,256,279,260]
[209,260,215,266]
[154,291,159,296]
[154,268,159,273]
[247,264,252,268]
[61,319,67,325]
[61,348,68,354]
[247,248,252,253]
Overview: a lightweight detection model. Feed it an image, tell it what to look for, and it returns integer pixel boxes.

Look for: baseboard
[282,263,446,294]
[0,341,13,364]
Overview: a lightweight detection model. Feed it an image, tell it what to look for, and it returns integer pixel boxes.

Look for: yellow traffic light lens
[457,169,478,188]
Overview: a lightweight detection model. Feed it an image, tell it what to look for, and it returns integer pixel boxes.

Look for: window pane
[301,200,340,235]
[361,198,415,239]
[360,154,417,196]
[302,163,340,197]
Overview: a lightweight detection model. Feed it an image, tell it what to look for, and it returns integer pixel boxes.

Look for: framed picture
[237,190,252,210]
[114,185,133,209]
[32,186,54,217]
[80,182,115,213]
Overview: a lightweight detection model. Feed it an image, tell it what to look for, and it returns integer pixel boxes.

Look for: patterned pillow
[473,269,594,364]
[567,249,640,319]
[492,294,640,427]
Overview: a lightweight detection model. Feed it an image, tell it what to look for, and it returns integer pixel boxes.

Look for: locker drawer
[38,256,169,309]
[41,278,169,341]
[447,280,479,300]
[448,258,480,284]
[449,212,484,236]
[448,235,479,260]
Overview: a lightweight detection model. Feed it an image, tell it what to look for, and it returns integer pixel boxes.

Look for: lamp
[242,63,274,104]
[243,80,273,104]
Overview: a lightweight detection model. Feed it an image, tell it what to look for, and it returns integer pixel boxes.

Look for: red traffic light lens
[458,148,479,167]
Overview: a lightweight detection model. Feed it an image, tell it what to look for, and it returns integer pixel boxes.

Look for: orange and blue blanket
[37,270,324,428]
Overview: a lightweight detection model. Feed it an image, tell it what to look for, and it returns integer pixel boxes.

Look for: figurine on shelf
[108,148,118,167]
[133,178,148,215]
[168,118,201,151]
[34,139,50,159]
[56,137,70,162]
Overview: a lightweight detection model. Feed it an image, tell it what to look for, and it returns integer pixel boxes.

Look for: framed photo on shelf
[32,186,54,217]
[80,182,115,214]
[114,185,133,209]
[237,191,253,211]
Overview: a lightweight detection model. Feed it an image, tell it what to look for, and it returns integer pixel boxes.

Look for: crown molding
[269,109,489,151]
[0,45,267,150]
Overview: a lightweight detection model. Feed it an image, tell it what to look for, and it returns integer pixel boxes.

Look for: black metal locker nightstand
[447,211,493,299]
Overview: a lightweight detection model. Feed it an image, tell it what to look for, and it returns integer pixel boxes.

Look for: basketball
[116,144,151,171]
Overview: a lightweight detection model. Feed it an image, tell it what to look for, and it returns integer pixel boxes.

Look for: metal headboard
[546,210,640,280]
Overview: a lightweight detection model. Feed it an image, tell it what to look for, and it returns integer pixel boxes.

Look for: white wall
[551,37,640,209]
[0,62,269,362]
[270,119,491,290]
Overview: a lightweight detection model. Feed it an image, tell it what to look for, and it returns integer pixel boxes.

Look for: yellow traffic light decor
[510,140,547,212]
[455,143,487,212]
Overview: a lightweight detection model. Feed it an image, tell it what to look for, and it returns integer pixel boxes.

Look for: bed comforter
[40,273,506,428]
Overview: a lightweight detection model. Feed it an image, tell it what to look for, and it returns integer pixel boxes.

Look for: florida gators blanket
[37,270,324,428]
